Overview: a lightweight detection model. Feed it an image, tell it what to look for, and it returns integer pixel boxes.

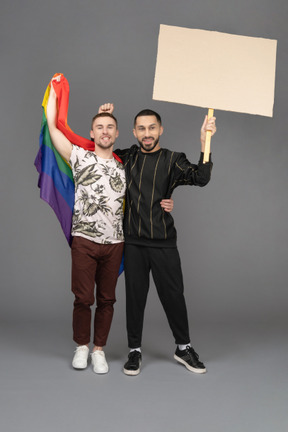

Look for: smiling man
[46,82,126,375]
[99,105,216,376]
[134,111,163,152]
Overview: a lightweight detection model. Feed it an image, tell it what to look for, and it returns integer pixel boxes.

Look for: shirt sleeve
[69,145,81,168]
[114,145,137,164]
[169,152,213,193]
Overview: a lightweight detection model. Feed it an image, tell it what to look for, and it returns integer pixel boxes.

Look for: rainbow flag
[34,74,95,245]
[34,74,123,255]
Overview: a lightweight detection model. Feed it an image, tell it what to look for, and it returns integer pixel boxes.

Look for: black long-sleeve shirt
[114,145,213,247]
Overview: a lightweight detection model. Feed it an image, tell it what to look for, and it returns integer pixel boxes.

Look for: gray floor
[1,318,287,432]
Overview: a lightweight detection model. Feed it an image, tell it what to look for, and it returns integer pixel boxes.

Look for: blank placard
[153,25,277,117]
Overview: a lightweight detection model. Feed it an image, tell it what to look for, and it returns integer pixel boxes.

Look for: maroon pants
[71,236,124,347]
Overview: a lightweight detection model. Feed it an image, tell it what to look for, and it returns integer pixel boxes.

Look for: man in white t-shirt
[46,80,126,374]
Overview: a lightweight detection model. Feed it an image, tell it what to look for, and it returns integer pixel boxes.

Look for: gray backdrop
[1,1,287,431]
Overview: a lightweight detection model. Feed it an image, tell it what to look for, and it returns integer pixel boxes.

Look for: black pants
[124,244,190,348]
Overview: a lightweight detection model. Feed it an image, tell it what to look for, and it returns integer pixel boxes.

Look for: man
[98,104,216,375]
[46,80,127,374]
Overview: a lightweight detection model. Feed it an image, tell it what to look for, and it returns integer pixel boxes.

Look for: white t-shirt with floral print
[69,146,126,244]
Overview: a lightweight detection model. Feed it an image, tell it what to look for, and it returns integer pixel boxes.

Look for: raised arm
[46,81,73,162]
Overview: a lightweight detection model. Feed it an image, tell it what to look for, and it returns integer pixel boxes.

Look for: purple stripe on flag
[35,145,74,211]
[38,171,73,245]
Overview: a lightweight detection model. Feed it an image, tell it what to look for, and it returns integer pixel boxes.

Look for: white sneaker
[72,345,89,369]
[91,350,109,374]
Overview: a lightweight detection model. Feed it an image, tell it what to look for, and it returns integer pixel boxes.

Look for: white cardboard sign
[153,25,277,117]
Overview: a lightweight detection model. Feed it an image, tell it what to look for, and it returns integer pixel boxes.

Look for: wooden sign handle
[204,108,214,163]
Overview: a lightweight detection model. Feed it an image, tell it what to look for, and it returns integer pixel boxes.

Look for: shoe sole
[72,361,88,369]
[123,368,140,376]
[174,354,206,374]
[123,361,141,376]
[92,368,109,374]
[72,364,88,369]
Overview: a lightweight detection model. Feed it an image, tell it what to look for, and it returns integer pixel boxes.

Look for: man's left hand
[98,103,114,114]
[200,115,217,150]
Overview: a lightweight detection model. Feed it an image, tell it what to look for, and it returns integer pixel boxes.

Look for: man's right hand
[46,76,73,162]
[98,103,114,114]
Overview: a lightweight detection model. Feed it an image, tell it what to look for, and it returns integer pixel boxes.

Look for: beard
[96,141,114,150]
[138,137,160,152]
[95,135,115,150]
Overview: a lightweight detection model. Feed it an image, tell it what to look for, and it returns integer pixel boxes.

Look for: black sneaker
[123,350,142,376]
[174,346,206,373]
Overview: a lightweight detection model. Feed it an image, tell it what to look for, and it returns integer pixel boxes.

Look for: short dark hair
[134,109,162,126]
[91,112,118,130]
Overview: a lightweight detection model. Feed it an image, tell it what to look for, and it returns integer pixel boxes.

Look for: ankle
[130,347,141,353]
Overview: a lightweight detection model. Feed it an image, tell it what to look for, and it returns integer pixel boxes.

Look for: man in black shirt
[99,104,216,375]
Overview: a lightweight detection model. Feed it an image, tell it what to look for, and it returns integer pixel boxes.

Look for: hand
[51,74,61,83]
[98,103,114,114]
[50,74,62,92]
[160,199,174,212]
[49,74,62,98]
[200,115,216,150]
